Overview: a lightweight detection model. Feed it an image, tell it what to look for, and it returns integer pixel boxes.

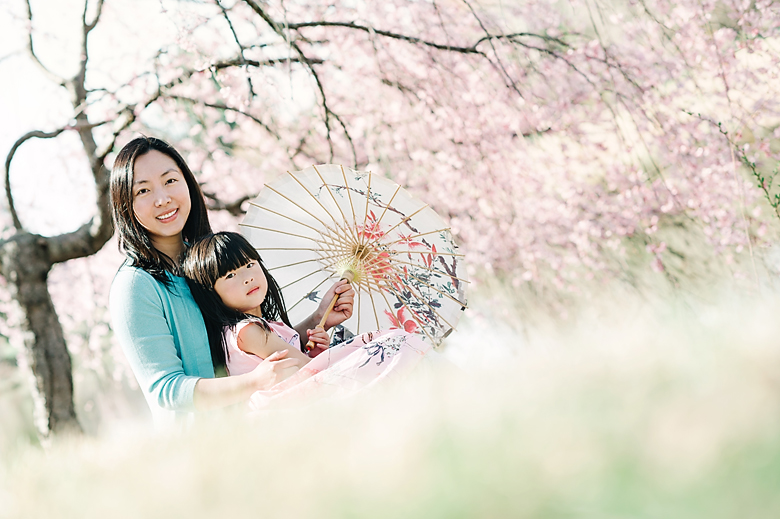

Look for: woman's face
[132,150,192,242]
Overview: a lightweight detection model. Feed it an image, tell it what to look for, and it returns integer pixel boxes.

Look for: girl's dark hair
[183,232,293,373]
[110,136,212,285]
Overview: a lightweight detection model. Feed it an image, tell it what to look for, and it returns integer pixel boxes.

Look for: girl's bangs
[211,234,260,279]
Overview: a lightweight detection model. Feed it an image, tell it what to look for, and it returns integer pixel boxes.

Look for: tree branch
[285,20,483,53]
[215,0,255,98]
[83,0,105,32]
[4,129,66,231]
[203,191,252,216]
[24,0,65,85]
[241,0,356,162]
[464,0,527,99]
[165,94,281,139]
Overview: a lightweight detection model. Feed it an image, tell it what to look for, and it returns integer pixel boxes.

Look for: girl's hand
[319,279,355,329]
[248,350,299,390]
[306,326,330,358]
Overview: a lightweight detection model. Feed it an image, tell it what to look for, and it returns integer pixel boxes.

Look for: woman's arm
[110,269,205,411]
[192,350,298,410]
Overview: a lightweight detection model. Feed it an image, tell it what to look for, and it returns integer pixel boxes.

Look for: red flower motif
[384,307,418,334]
[358,210,386,240]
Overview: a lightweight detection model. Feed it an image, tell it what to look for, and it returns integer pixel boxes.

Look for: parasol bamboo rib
[396,275,459,330]
[402,269,468,307]
[377,286,437,344]
[366,282,381,331]
[312,165,361,245]
[340,165,360,243]
[266,257,327,272]
[359,173,371,248]
[285,274,335,313]
[280,268,326,291]
[374,256,466,314]
[390,250,466,258]
[362,204,430,252]
[239,223,322,242]
[313,231,358,256]
[253,183,340,233]
[253,247,324,252]
[384,227,456,247]
[384,277,457,335]
[355,249,470,288]
[285,170,360,244]
[356,287,362,333]
[383,257,471,285]
[247,202,328,235]
[367,182,402,245]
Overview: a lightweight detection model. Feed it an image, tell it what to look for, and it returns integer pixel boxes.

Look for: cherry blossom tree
[2,0,780,436]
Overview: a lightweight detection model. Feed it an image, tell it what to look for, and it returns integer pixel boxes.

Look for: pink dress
[222,320,431,410]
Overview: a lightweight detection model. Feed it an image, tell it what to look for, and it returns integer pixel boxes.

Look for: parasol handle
[304,270,355,352]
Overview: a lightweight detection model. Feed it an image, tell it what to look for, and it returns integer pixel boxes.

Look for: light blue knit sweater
[109,263,214,423]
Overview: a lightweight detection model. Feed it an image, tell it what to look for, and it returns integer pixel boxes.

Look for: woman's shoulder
[111,263,158,291]
[110,263,184,303]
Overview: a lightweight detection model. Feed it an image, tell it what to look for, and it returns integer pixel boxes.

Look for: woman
[108,136,353,425]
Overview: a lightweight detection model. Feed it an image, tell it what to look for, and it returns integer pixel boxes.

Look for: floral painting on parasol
[240,164,468,345]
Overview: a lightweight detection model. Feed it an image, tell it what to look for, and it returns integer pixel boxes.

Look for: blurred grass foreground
[2,289,780,519]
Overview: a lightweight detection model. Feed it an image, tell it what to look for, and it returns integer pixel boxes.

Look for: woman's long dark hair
[110,136,212,285]
[183,232,293,372]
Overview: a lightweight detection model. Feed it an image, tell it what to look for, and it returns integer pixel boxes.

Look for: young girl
[183,232,432,409]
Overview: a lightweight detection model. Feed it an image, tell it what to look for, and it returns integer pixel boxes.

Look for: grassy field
[2,288,780,518]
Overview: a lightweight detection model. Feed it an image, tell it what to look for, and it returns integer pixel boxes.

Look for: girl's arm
[236,322,312,364]
[294,279,355,338]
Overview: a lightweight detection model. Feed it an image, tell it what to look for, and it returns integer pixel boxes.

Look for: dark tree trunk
[0,233,81,436]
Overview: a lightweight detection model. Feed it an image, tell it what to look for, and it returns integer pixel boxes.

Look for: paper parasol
[239,164,468,345]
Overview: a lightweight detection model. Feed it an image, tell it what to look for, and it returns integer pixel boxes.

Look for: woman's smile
[156,208,179,222]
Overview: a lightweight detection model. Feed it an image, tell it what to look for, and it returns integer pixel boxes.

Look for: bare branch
[203,191,251,216]
[285,20,483,53]
[165,94,281,139]
[84,0,105,32]
[4,129,66,231]
[24,0,65,85]
[215,0,255,98]
[462,0,524,98]
[241,0,355,161]
[212,56,323,70]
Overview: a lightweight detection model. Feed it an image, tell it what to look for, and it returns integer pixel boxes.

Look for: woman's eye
[166,178,178,185]
[135,188,149,196]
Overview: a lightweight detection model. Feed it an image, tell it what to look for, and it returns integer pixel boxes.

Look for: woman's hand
[318,279,355,329]
[247,350,300,390]
[306,326,330,358]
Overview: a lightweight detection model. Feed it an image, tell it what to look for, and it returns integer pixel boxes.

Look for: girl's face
[213,260,268,314]
[132,150,192,242]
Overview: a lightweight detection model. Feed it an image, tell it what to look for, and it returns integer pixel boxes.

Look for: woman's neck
[151,235,185,266]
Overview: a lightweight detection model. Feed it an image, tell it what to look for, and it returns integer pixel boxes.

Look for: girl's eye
[224,272,235,280]
[246,262,255,269]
